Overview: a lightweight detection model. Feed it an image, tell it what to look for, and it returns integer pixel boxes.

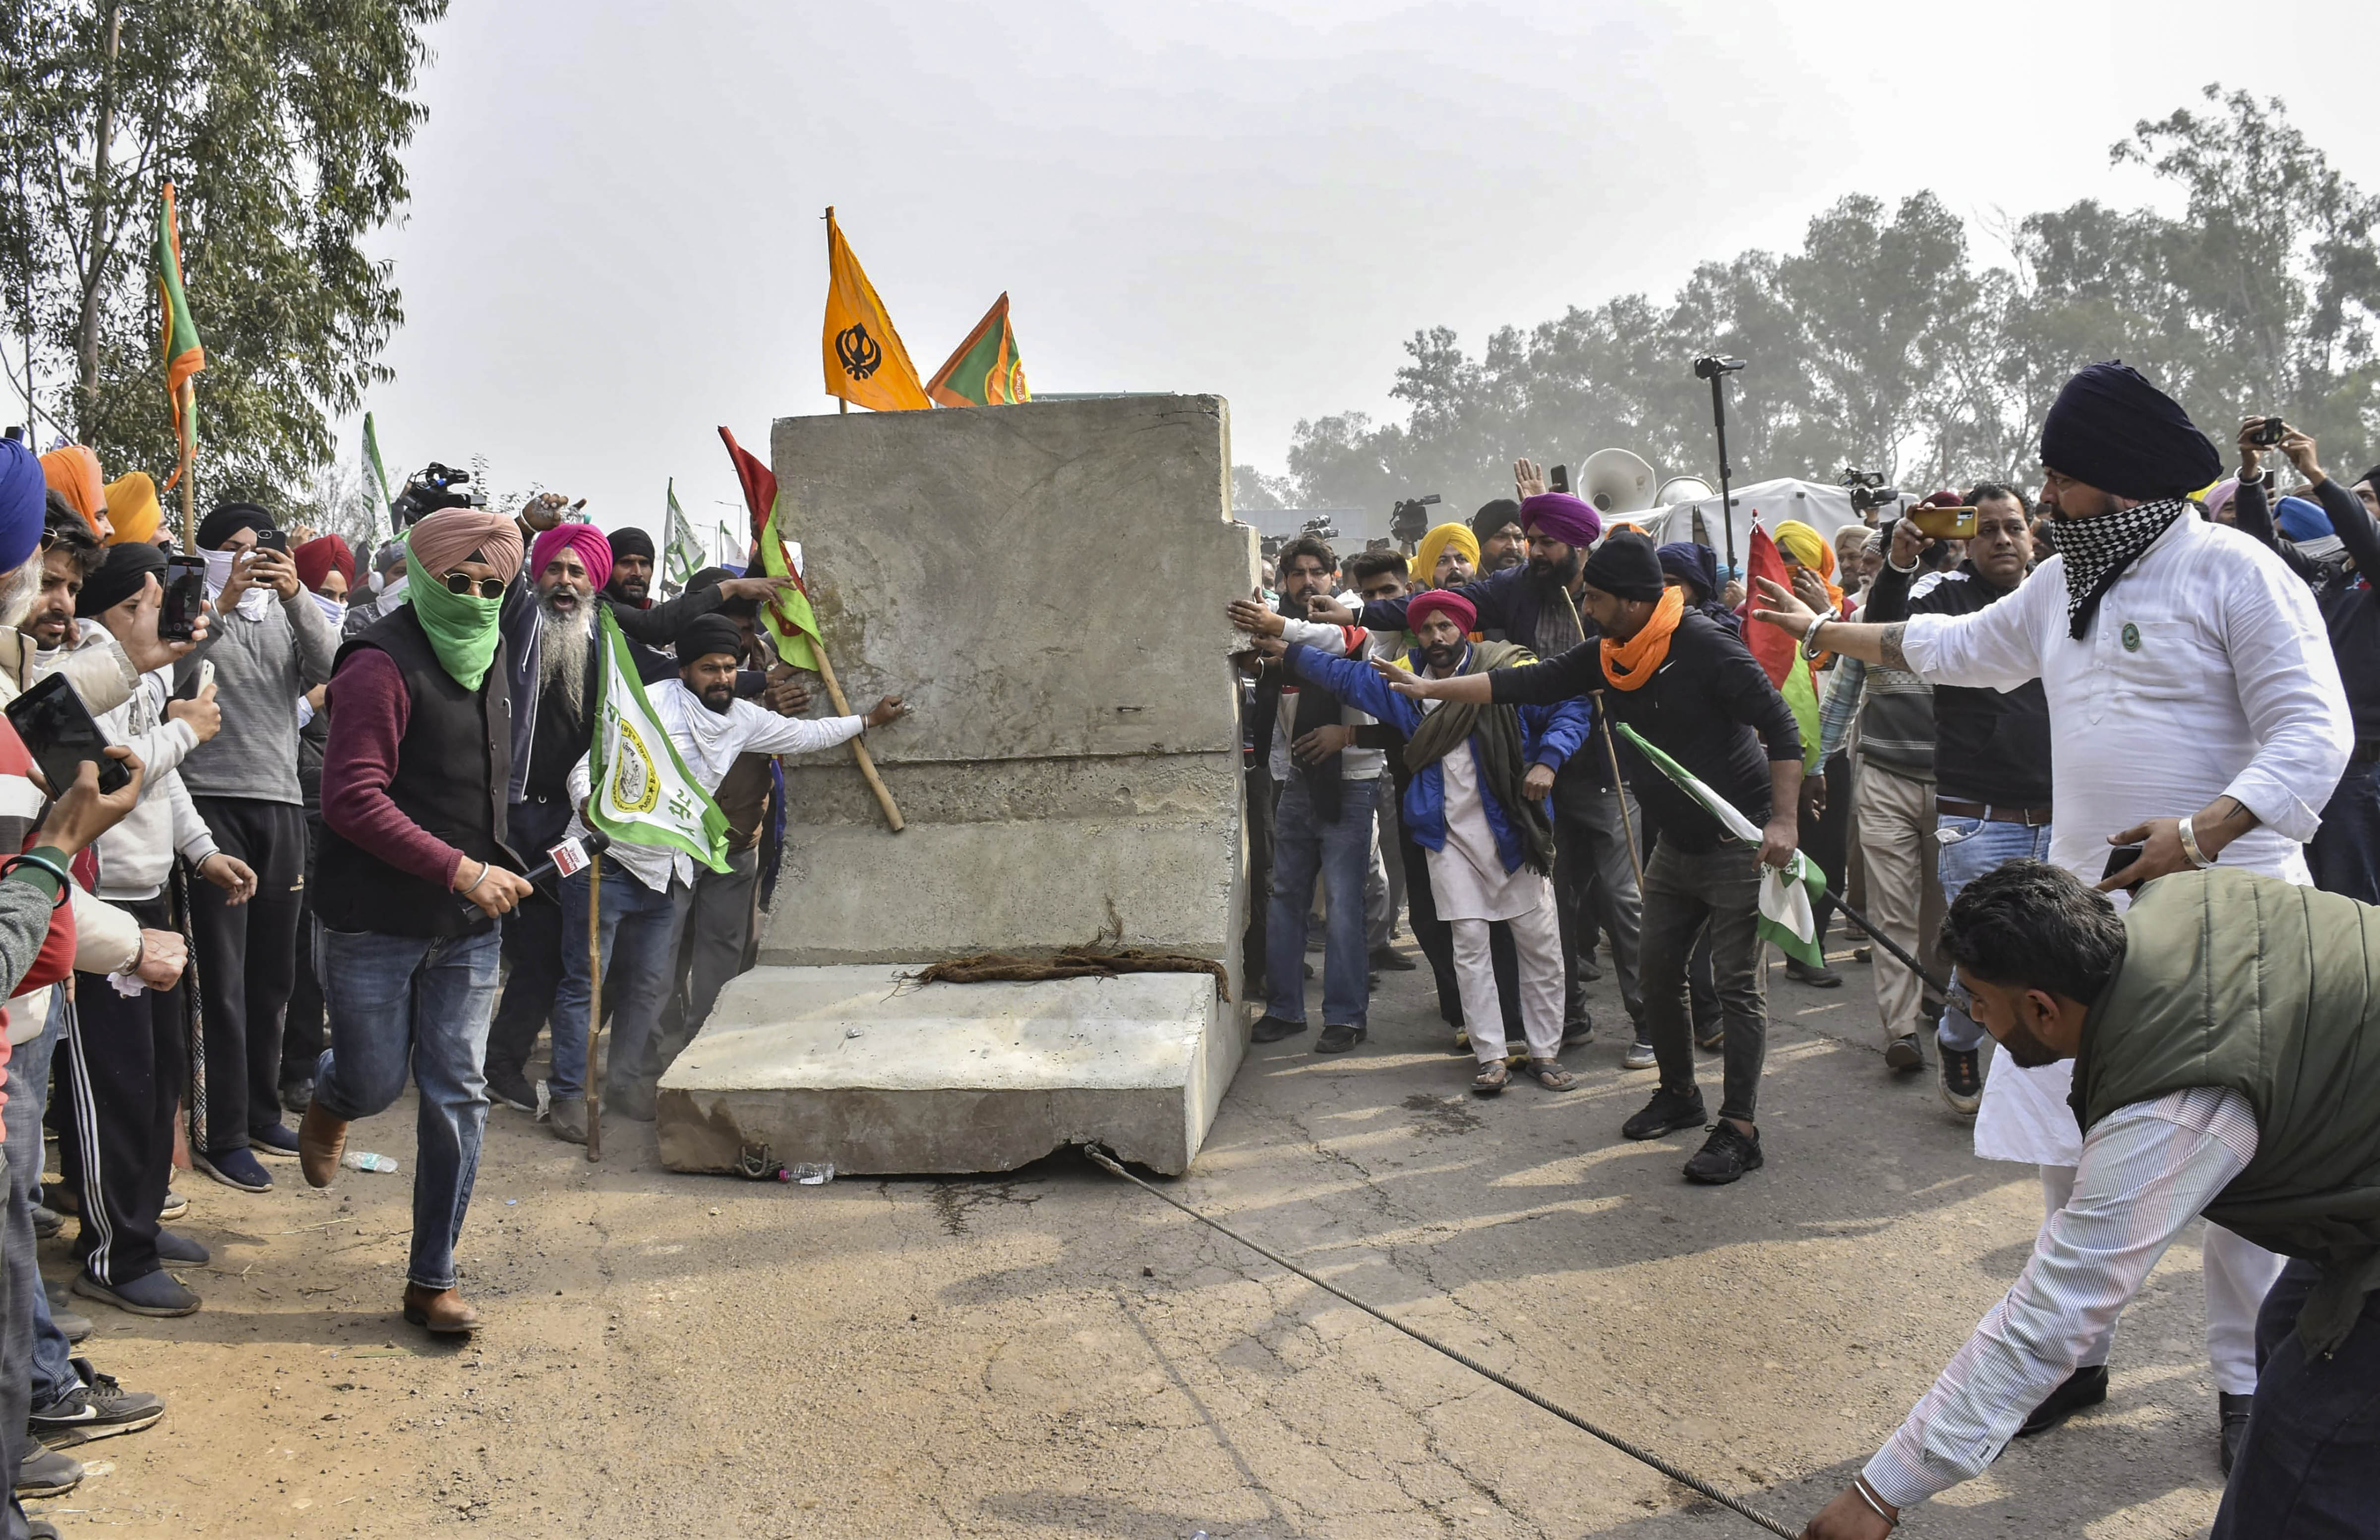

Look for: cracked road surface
[51,942,2230,1537]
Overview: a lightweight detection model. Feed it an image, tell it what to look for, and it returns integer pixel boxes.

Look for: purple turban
[1519,492,1603,550]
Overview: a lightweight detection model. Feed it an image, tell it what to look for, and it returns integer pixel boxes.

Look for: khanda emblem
[835,323,883,382]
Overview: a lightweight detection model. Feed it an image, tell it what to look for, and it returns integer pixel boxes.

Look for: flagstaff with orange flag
[821,207,931,414]
[155,183,207,543]
[926,293,1030,408]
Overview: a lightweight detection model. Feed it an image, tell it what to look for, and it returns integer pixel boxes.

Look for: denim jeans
[0,1144,27,1540]
[1933,816,2054,1051]
[2212,1261,2380,1538]
[552,861,690,1100]
[1263,775,1377,1028]
[313,926,502,1292]
[11,993,73,1414]
[482,794,574,1080]
[2308,757,2380,904]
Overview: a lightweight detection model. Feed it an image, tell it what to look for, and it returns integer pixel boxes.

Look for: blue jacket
[1284,642,1590,875]
[1359,564,1565,651]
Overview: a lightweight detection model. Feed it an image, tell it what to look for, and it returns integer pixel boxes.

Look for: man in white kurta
[1752,359,2352,1472]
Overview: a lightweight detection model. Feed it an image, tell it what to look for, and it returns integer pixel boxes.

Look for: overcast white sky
[356,0,2378,541]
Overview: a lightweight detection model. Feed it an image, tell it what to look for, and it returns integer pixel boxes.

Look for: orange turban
[40,445,105,533]
[103,473,162,545]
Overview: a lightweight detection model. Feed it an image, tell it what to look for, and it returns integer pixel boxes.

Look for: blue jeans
[552,862,690,1101]
[2308,757,2380,904]
[1263,775,1378,1029]
[1933,816,2054,1051]
[11,993,73,1415]
[312,927,502,1292]
[2212,1261,2380,1538]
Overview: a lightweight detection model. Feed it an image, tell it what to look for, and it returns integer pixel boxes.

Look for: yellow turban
[40,444,105,532]
[104,472,162,546]
[1773,519,1832,577]
[1412,523,1480,587]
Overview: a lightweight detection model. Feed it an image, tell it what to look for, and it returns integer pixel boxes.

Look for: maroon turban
[530,521,613,592]
[1520,492,1602,549]
[292,533,354,595]
[1405,590,1477,635]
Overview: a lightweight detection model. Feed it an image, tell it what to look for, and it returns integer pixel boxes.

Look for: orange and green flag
[155,182,205,488]
[717,425,821,671]
[926,292,1030,408]
[820,208,930,413]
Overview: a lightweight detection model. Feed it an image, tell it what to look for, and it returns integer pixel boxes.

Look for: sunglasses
[443,572,506,598]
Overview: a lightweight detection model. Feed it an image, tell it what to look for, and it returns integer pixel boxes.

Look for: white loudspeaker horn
[1580,448,1657,515]
[1655,475,1715,507]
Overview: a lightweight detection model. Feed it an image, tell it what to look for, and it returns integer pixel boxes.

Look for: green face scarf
[405,545,503,689]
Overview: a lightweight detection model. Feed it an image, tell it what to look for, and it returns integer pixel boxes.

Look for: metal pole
[1709,373,1736,575]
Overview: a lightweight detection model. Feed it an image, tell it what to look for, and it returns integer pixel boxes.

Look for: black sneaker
[1885,1032,1925,1072]
[73,1268,200,1319]
[14,1444,80,1498]
[1368,946,1417,972]
[1785,956,1843,987]
[278,1076,314,1114]
[31,1204,60,1240]
[1938,1045,1983,1115]
[2219,1391,2253,1475]
[1250,1014,1307,1044]
[250,1122,301,1159]
[1683,1122,1764,1184]
[1621,1085,1707,1141]
[1693,1019,1725,1053]
[32,1362,165,1448]
[485,1064,538,1113]
[192,1147,272,1193]
[1314,1024,1367,1054]
[154,1228,210,1266]
[2015,1363,2108,1437]
[1561,1012,1595,1046]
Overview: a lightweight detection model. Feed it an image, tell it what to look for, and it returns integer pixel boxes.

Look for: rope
[1083,1146,1800,1538]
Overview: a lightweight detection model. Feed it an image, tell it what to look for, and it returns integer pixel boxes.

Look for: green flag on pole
[361,413,395,538]
[1614,723,1828,968]
[586,606,731,873]
[662,478,704,589]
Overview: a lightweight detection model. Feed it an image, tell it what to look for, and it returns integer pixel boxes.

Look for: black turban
[608,526,655,563]
[1471,498,1522,539]
[196,501,276,551]
[2038,361,2221,500]
[1582,531,1667,603]
[675,613,745,666]
[2356,464,2380,494]
[76,539,166,619]
[684,565,734,594]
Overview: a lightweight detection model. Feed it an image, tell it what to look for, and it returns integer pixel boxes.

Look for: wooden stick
[585,851,603,1162]
[1596,700,1645,892]
[177,377,196,549]
[809,640,903,831]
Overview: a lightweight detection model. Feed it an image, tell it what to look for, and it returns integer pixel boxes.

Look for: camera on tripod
[1693,355,1746,381]
[1389,493,1441,547]
[1298,513,1341,543]
[390,462,488,528]
[1840,466,1902,516]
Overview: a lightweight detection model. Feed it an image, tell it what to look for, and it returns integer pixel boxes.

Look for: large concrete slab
[655,966,1235,1176]
[659,396,1256,1176]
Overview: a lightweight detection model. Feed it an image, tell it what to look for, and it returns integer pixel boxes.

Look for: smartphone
[253,528,290,555]
[2101,844,2145,889]
[5,673,131,796]
[161,553,208,642]
[1549,464,1570,495]
[174,658,216,703]
[1909,505,1978,540]
[2249,417,2288,448]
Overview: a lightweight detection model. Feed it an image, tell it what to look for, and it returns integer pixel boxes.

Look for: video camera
[1693,355,1747,381]
[1298,513,1340,543]
[390,462,488,529]
[1389,493,1441,547]
[1840,466,1902,516]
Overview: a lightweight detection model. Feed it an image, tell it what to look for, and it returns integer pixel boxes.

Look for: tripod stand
[1693,355,1747,573]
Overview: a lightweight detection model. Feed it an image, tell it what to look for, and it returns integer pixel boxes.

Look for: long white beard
[537,602,593,716]
[0,559,43,631]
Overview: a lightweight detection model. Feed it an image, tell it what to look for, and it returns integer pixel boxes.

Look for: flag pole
[585,852,603,1162]
[807,639,903,831]
[176,379,196,548]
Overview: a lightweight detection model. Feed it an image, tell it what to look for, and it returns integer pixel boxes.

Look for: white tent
[1632,477,1917,571]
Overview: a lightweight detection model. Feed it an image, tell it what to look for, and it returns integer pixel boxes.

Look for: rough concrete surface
[656,967,1231,1176]
[60,934,2231,1538]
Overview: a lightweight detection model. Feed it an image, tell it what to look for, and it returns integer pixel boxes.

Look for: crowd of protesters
[0,441,903,1537]
[1227,362,2380,1539]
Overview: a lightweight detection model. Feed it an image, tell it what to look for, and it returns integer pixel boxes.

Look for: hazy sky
[357,0,2378,541]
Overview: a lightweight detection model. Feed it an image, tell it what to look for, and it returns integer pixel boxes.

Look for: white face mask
[202,548,272,620]
[311,592,346,626]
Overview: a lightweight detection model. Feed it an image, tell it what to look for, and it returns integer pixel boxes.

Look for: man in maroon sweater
[298,508,533,1336]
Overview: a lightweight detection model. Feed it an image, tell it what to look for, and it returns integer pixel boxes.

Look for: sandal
[1471,1061,1509,1095]
[1525,1059,1578,1092]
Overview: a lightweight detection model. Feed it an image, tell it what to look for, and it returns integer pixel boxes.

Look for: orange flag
[821,208,930,412]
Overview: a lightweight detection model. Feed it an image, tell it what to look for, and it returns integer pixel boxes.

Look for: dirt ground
[36,932,2233,1539]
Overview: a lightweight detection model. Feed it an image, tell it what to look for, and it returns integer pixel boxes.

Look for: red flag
[1742,523,1796,687]
[717,426,819,669]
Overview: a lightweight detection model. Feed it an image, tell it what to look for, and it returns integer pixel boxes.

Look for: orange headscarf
[40,445,106,534]
[103,473,162,545]
[1600,585,1685,691]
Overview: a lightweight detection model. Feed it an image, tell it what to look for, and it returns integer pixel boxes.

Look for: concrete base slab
[654,965,1242,1176]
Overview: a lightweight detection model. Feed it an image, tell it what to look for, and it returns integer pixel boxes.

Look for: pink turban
[529,522,613,592]
[1405,590,1478,635]
[1519,492,1602,550]
[408,508,523,585]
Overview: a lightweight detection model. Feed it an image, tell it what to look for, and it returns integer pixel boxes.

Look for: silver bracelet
[1801,612,1829,651]
[461,860,491,895]
[2178,817,2217,870]
[1852,1477,1899,1528]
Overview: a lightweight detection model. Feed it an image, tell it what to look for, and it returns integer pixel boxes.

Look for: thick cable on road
[1084,1145,1800,1538]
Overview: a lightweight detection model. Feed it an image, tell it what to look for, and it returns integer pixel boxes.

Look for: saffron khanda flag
[154,183,205,490]
[717,426,821,671]
[926,292,1030,408]
[661,478,704,588]
[1615,724,1829,969]
[821,208,931,413]
[587,606,731,873]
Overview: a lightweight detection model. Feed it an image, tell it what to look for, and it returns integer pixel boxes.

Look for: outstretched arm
[1283,644,1421,733]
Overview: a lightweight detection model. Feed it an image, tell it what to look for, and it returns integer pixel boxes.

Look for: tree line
[1240,87,2380,519]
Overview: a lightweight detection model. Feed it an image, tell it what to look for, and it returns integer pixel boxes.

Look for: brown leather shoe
[298,1102,348,1189]
[402,1284,480,1335]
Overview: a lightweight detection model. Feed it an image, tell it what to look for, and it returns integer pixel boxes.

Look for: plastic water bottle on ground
[791,1162,834,1185]
[341,1152,400,1174]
